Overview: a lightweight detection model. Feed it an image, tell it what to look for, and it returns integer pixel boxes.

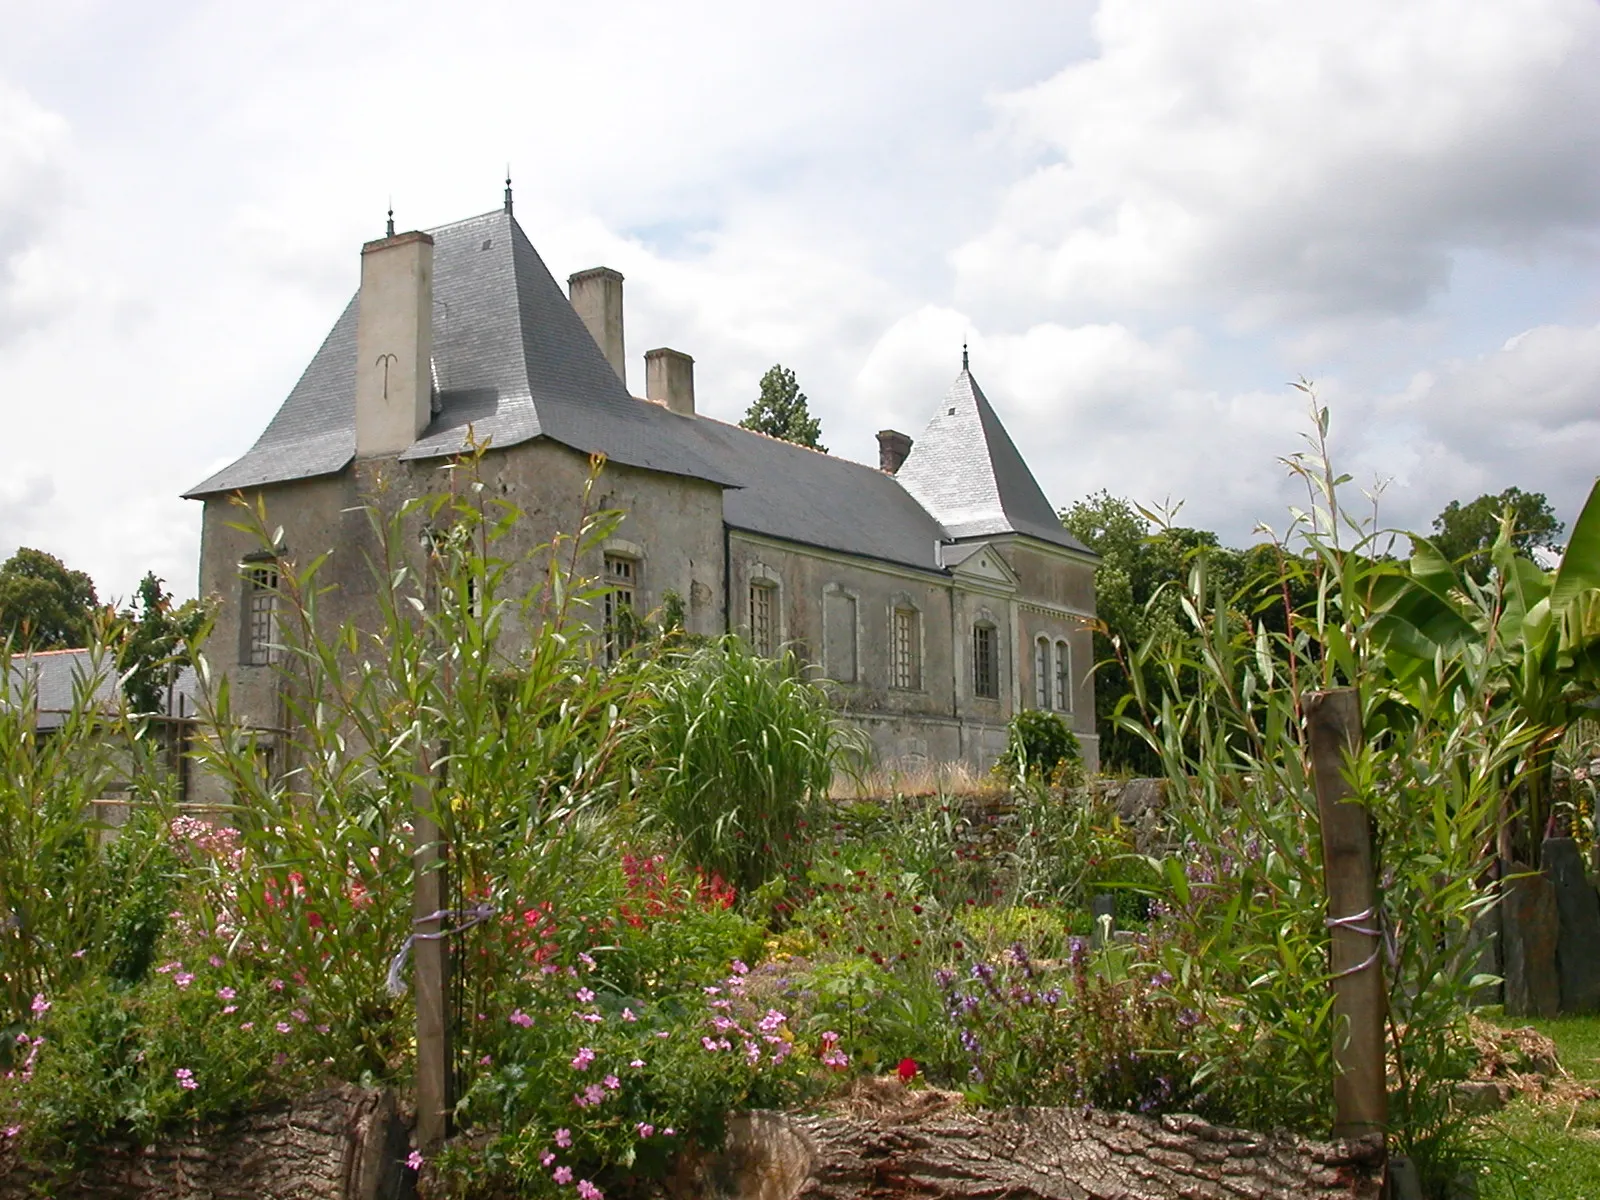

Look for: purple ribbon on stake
[386,904,496,997]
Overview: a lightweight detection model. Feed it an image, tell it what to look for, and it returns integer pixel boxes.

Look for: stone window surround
[971,608,1001,702]
[822,581,862,685]
[888,593,924,692]
[1055,637,1073,713]
[746,561,785,655]
[239,552,281,667]
[602,539,644,664]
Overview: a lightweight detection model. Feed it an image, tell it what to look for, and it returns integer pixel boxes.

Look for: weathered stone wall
[0,1085,410,1200]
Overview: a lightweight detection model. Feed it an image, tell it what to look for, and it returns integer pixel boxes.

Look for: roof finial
[386,199,395,239]
[962,340,969,372]
[504,168,513,215]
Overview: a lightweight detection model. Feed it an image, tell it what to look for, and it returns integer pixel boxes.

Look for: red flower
[896,1058,918,1082]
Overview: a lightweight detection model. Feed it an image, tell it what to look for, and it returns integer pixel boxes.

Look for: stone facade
[185,197,1097,780]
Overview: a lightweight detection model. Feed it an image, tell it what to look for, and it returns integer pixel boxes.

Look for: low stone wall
[0,1084,411,1200]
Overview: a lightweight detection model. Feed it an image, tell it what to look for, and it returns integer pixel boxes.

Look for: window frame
[972,621,999,700]
[1034,635,1051,709]
[602,552,639,665]
[241,562,280,667]
[1055,638,1072,712]
[749,579,779,657]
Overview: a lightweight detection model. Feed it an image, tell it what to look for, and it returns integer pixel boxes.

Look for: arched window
[892,606,921,690]
[1055,639,1072,712]
[1034,636,1050,708]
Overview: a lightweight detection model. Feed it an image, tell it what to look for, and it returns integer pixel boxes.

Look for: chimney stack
[877,429,913,474]
[568,267,626,386]
[645,348,695,416]
[355,230,434,458]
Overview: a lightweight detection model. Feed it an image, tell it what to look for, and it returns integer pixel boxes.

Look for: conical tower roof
[894,367,1090,553]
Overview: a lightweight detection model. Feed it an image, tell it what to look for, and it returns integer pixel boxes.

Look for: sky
[2,0,1598,602]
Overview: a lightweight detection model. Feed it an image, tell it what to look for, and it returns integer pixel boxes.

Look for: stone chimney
[568,267,626,386]
[355,230,434,458]
[645,348,695,416]
[877,429,913,474]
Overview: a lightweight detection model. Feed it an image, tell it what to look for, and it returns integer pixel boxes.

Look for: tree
[0,547,99,650]
[740,364,826,452]
[118,573,208,715]
[1428,486,1564,582]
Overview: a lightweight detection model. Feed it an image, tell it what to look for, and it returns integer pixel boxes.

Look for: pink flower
[29,994,49,1017]
[276,1022,292,1034]
[155,961,181,975]
[2,1126,20,1138]
[174,973,195,988]
[406,1149,424,1171]
[583,1083,605,1105]
[510,1009,534,1028]
[577,1180,603,1200]
[571,1047,595,1071]
[174,1068,198,1090]
[553,1166,574,1185]
[71,949,87,959]
[222,1005,238,1015]
[662,1128,676,1137]
[239,1022,254,1031]
[316,1024,330,1034]
[578,952,596,971]
[270,978,285,991]
[555,1128,573,1148]
[541,1151,556,1167]
[621,1007,637,1022]
[654,1030,670,1039]
[730,960,749,975]
[757,1010,786,1034]
[479,1054,492,1066]
[629,1058,645,1069]
[217,987,237,1001]
[603,1074,620,1090]
[290,1009,307,1023]
[702,1037,719,1052]
[577,1012,602,1023]
[209,955,225,968]
[636,1122,655,1138]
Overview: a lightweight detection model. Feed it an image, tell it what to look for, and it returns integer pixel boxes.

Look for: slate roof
[186,209,736,496]
[894,369,1091,554]
[184,205,1080,571]
[2,649,121,730]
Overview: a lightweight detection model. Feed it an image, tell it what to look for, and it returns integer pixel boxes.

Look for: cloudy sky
[3,0,1598,601]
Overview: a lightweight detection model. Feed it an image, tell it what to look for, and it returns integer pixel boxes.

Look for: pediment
[948,544,1019,589]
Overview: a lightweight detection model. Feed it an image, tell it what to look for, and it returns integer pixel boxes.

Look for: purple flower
[174,1067,198,1090]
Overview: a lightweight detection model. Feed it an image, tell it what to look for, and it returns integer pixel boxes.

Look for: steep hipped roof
[185,209,736,497]
[894,368,1091,554]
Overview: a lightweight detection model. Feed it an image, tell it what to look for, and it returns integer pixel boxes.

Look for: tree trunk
[676,1098,1384,1200]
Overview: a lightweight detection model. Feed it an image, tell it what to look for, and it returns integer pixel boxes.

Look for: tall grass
[628,638,865,894]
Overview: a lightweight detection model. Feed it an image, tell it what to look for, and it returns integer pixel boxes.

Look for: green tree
[1427,486,1563,582]
[118,573,208,715]
[0,547,99,650]
[740,364,826,452]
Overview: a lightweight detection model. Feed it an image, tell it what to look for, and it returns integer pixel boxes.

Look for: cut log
[675,1094,1385,1200]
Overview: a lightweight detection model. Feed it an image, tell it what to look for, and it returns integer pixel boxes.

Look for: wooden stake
[413,748,450,1151]
[1306,688,1387,1142]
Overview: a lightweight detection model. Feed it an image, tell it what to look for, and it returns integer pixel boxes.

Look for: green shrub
[1000,709,1082,785]
[628,638,865,894]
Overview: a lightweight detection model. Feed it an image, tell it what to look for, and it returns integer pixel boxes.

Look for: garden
[5,417,1600,1199]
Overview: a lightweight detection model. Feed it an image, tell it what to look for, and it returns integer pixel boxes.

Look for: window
[750,580,778,657]
[823,588,858,683]
[603,554,637,664]
[1055,639,1072,712]
[243,565,279,666]
[892,607,921,690]
[972,622,999,700]
[1034,636,1051,708]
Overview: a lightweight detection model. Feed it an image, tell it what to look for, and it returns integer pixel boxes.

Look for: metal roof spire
[504,168,513,215]
[962,340,969,372]
[386,200,395,239]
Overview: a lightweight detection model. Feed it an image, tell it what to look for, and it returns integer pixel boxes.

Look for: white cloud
[955,0,1600,328]
[0,81,70,341]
